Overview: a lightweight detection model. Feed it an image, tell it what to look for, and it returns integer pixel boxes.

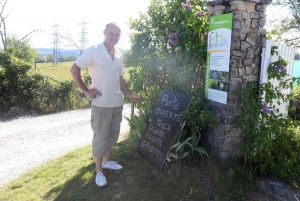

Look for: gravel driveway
[0,103,132,187]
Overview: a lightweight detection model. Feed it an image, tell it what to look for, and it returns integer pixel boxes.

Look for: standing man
[70,22,140,187]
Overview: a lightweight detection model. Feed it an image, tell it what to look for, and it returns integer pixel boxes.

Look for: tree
[268,0,300,47]
[127,0,214,142]
[0,0,41,51]
[60,30,83,55]
[128,0,209,103]
[6,35,37,63]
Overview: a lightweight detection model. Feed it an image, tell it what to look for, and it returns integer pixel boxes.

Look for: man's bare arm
[70,63,101,98]
[119,75,141,102]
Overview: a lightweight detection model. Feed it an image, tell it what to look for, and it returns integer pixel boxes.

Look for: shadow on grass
[43,137,255,201]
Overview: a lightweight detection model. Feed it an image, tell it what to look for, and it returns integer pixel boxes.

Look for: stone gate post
[205,0,272,159]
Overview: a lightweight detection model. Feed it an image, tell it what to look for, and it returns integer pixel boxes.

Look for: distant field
[30,62,133,81]
[31,62,74,80]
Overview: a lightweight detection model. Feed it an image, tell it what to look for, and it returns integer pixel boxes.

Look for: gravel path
[1,104,300,201]
[0,103,132,187]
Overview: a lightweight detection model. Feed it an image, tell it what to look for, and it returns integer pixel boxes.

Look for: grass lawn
[0,132,265,201]
[30,62,133,81]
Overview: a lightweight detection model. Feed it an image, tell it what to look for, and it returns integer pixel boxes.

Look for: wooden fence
[260,40,295,116]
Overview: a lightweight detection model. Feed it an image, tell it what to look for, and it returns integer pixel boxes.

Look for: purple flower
[186,4,193,12]
[272,62,287,73]
[181,0,193,12]
[196,11,204,17]
[158,26,163,30]
[169,32,179,44]
[262,102,271,114]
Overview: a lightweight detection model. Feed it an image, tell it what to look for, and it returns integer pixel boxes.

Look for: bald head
[103,22,121,47]
[105,22,121,32]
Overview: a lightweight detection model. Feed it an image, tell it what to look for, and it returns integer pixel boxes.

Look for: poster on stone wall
[204,13,233,104]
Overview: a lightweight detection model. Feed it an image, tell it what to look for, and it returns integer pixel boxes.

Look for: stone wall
[204,0,271,159]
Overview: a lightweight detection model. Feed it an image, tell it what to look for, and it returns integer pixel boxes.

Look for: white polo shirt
[75,43,125,107]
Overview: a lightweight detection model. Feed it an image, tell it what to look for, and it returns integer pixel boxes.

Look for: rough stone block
[231,38,241,50]
[259,18,266,27]
[243,75,258,82]
[233,10,243,21]
[255,44,262,54]
[241,41,251,51]
[246,66,252,74]
[230,1,247,11]
[246,2,256,12]
[260,13,267,18]
[244,19,251,28]
[256,4,267,12]
[242,12,250,20]
[238,67,246,76]
[251,18,259,29]
[239,30,247,40]
[259,27,266,35]
[230,57,243,67]
[246,35,256,46]
[243,58,253,66]
[232,50,243,57]
[246,48,254,58]
[230,67,239,77]
[229,78,243,86]
[250,13,260,19]
[233,21,242,29]
[254,56,261,65]
[232,29,240,38]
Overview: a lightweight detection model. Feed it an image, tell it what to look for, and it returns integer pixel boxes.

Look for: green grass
[0,132,267,201]
[30,62,133,81]
[31,62,75,80]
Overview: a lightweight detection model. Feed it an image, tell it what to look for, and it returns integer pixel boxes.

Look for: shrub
[126,0,216,160]
[233,47,300,184]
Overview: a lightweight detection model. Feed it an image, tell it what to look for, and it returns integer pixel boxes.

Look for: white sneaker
[95,172,107,187]
[102,161,123,170]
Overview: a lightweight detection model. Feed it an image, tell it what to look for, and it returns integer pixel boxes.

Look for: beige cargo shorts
[91,104,123,157]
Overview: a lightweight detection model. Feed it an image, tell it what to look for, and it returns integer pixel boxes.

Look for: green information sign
[205,13,233,104]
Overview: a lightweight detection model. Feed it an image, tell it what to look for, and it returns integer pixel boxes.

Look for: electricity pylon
[52,23,62,66]
[79,20,88,55]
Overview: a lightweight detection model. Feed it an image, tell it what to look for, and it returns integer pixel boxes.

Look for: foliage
[124,100,152,138]
[6,35,38,64]
[127,0,215,159]
[291,84,300,100]
[268,0,300,48]
[233,47,300,183]
[0,50,91,113]
[128,0,209,105]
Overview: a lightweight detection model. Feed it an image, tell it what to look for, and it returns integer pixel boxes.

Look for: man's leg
[94,156,103,173]
[102,147,112,164]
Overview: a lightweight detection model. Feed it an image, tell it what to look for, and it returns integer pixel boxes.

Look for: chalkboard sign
[137,89,192,169]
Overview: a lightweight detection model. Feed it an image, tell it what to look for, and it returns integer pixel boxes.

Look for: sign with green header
[205,13,233,104]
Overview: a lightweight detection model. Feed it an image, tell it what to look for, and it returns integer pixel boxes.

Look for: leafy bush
[0,51,91,113]
[233,47,300,183]
[126,0,215,161]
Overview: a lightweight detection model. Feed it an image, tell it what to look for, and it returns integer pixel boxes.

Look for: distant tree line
[35,54,77,63]
[295,52,300,60]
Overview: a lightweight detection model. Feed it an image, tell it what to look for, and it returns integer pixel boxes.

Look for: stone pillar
[205,0,271,159]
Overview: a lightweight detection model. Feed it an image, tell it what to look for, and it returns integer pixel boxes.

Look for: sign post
[205,13,233,104]
[137,89,192,169]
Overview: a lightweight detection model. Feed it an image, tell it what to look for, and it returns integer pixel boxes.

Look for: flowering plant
[233,46,300,182]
